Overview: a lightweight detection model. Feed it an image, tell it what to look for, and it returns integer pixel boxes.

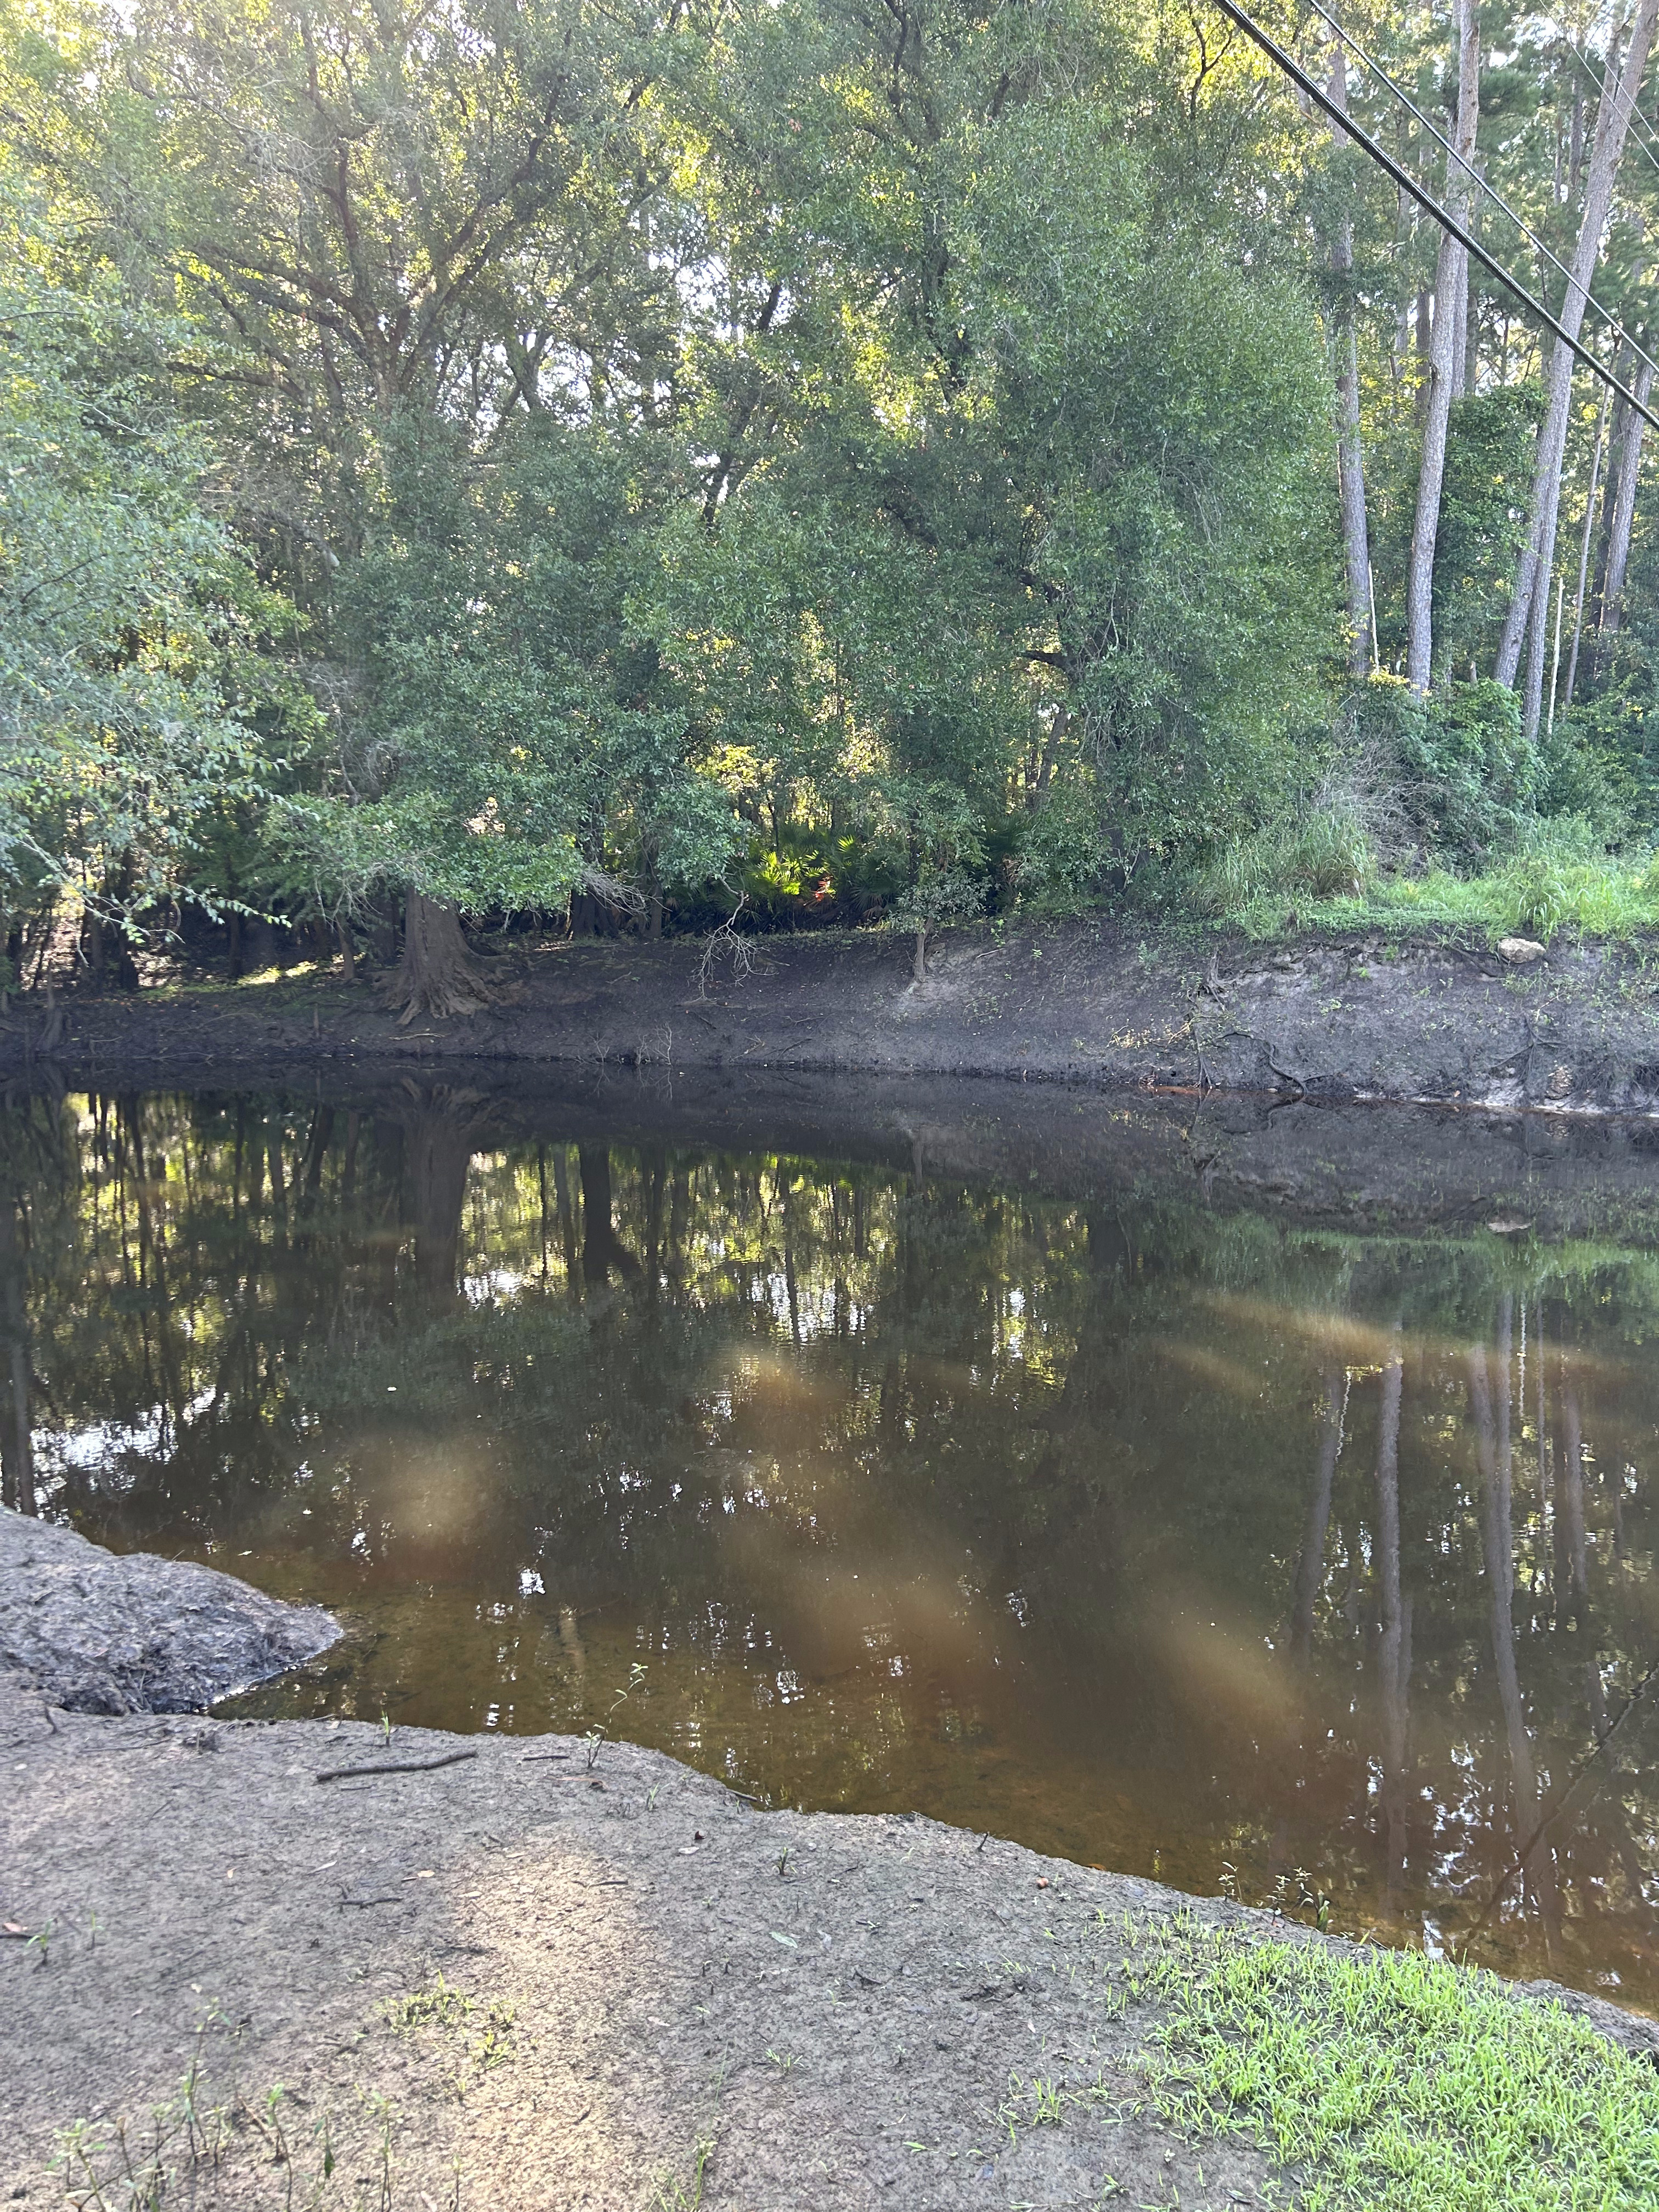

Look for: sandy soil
[0,1677,1291,2212]
[6,1683,1658,2211]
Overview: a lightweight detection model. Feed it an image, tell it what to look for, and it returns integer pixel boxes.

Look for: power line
[1564,37,1659,191]
[1304,0,1659,387]
[1209,0,1659,431]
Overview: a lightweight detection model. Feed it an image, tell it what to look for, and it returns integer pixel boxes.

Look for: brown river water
[3,1086,1656,2010]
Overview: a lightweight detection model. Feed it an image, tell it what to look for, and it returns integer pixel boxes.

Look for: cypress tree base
[383,891,492,1022]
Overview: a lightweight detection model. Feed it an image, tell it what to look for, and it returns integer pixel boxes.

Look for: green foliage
[1200,802,1375,927]
[1143,1918,1659,2211]
[297,416,744,918]
[0,182,291,929]
[10,0,1659,955]
[1362,678,1539,863]
[1430,387,1548,677]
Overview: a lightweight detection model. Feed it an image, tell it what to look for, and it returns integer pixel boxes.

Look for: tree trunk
[1496,0,1659,724]
[912,924,928,984]
[385,889,490,1023]
[336,920,356,983]
[1329,51,1376,678]
[1404,0,1479,693]
[1564,378,1613,707]
[1595,358,1653,663]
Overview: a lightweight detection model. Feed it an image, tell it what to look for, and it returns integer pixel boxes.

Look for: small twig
[314,1750,478,1784]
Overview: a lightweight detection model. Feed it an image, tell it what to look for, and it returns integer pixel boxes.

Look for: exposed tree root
[383,890,494,1023]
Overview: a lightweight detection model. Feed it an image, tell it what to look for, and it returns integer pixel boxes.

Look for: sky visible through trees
[8,0,1659,1004]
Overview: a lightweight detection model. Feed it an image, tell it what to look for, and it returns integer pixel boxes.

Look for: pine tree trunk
[1563,380,1612,707]
[385,889,490,1023]
[1590,383,1627,620]
[1404,0,1479,693]
[1595,358,1654,662]
[1329,52,1375,678]
[1496,0,1659,716]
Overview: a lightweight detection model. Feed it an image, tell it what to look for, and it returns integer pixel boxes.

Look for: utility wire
[1564,37,1659,192]
[1303,0,1659,386]
[1209,0,1659,431]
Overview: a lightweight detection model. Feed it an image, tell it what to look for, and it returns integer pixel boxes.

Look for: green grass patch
[1200,807,1659,948]
[1260,858,1659,946]
[1140,1921,1659,2210]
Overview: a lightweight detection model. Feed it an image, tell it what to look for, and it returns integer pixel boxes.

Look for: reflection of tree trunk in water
[1374,1330,1411,1913]
[782,1178,802,1346]
[1559,1376,1589,1628]
[403,1116,473,1300]
[642,1149,665,1296]
[1290,1363,1347,1666]
[536,1147,551,1280]
[1534,1323,1553,1604]
[668,1169,690,1289]
[1029,1211,1126,1492]
[1469,1306,1561,1947]
[121,1103,187,1426]
[0,1203,36,1514]
[300,1108,333,1211]
[578,1147,640,1285]
[880,1356,905,1446]
[551,1149,579,1295]
[266,1123,288,1233]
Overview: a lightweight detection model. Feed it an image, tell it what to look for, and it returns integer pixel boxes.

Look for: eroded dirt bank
[4,1679,1656,2212]
[8,919,1659,1117]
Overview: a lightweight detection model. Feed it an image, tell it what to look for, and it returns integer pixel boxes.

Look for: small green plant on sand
[381,1974,473,2034]
[585,1660,648,1770]
[1139,1916,1659,2211]
[653,2133,714,2211]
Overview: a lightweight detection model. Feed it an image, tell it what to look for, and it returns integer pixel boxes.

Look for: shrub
[1199,801,1374,924]
[1365,677,1539,862]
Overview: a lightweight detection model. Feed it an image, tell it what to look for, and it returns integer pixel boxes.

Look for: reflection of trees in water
[8,1087,1659,1990]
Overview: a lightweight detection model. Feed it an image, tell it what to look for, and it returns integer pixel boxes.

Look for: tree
[1327,48,1376,680]
[0,182,286,978]
[1404,0,1479,694]
[1494,0,1659,737]
[272,413,743,1015]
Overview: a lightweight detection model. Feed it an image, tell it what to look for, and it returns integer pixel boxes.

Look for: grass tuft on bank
[1141,1918,1659,2211]
[1197,805,1659,950]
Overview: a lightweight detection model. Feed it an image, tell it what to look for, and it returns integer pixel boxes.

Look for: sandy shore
[4,1673,1657,2212]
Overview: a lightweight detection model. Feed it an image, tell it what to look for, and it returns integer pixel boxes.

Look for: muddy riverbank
[8,919,1659,1118]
